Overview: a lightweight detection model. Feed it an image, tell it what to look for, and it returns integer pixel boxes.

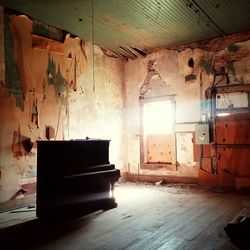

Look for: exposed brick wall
[213,49,250,72]
[139,60,166,98]
[165,31,250,52]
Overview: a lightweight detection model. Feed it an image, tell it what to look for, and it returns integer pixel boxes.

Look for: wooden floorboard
[1,182,249,249]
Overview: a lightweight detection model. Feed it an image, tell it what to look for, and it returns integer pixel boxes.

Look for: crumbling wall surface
[0,7,4,82]
[68,43,126,171]
[0,8,23,206]
[125,48,202,180]
[0,13,125,210]
[124,34,250,184]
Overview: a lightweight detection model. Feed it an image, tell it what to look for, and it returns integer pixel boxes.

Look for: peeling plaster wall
[68,43,126,171]
[1,11,250,208]
[0,11,21,205]
[0,14,126,210]
[124,37,250,182]
[125,49,201,179]
[0,7,4,82]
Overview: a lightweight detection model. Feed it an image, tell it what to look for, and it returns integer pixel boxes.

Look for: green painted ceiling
[0,0,250,59]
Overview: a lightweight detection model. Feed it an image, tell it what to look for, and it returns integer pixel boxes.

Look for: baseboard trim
[123,173,198,184]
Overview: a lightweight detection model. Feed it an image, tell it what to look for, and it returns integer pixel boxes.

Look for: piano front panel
[36,139,120,218]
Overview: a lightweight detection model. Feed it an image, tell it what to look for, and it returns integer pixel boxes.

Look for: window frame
[139,95,176,166]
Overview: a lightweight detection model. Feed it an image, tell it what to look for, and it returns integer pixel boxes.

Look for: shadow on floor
[0,203,114,249]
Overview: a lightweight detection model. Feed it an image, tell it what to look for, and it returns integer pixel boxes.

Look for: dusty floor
[0,182,249,249]
[0,204,36,229]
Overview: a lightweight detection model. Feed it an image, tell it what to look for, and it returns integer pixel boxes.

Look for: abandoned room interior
[0,0,250,249]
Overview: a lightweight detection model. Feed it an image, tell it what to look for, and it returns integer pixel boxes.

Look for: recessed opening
[141,99,176,165]
[143,101,173,135]
[188,57,194,68]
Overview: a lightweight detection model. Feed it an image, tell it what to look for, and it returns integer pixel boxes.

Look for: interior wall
[124,36,250,184]
[0,7,4,81]
[124,49,201,181]
[1,7,250,210]
[0,12,126,210]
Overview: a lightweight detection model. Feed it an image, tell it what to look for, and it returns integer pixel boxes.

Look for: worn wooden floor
[1,182,249,249]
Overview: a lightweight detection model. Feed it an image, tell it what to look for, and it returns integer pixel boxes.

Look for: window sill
[140,163,176,171]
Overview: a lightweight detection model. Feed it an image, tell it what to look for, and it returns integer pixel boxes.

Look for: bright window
[143,100,173,135]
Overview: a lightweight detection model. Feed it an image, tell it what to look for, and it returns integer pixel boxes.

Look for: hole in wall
[188,57,194,68]
[68,53,72,59]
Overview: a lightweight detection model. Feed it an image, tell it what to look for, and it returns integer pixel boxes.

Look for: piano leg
[101,181,117,210]
[111,181,115,198]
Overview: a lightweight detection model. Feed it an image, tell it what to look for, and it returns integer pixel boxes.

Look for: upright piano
[36,139,120,218]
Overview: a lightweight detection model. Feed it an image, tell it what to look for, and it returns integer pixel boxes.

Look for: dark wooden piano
[36,139,120,218]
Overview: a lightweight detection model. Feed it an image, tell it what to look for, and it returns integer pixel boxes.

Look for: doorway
[140,96,176,165]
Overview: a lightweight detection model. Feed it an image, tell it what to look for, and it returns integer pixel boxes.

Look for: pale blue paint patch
[4,14,24,110]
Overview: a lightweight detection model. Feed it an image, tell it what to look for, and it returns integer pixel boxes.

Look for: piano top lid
[37,139,111,143]
[73,138,111,141]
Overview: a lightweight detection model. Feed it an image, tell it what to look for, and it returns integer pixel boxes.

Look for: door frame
[139,95,176,166]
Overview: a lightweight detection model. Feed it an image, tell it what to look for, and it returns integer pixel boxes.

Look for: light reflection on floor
[0,183,140,229]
